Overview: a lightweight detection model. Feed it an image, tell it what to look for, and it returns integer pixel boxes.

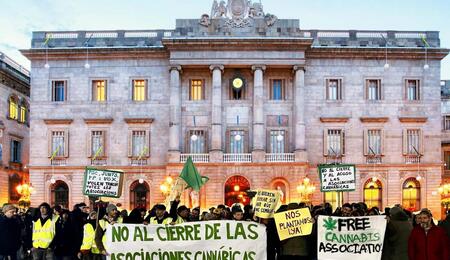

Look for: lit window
[364,179,382,209]
[324,191,343,211]
[402,178,420,212]
[132,80,147,101]
[8,96,18,120]
[190,79,204,100]
[92,80,106,101]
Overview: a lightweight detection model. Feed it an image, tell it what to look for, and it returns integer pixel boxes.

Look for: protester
[231,206,244,221]
[53,210,75,260]
[32,203,57,260]
[147,204,171,224]
[95,204,120,257]
[124,208,146,224]
[382,206,412,260]
[278,203,310,260]
[408,208,450,260]
[0,204,21,260]
[439,209,450,246]
[79,211,101,260]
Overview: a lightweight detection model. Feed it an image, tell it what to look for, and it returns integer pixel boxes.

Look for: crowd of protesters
[1,199,450,260]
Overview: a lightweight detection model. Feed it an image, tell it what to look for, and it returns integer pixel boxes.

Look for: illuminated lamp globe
[276,134,284,142]
[44,63,50,69]
[191,134,198,141]
[50,178,56,184]
[234,134,242,141]
[423,64,429,70]
[383,63,390,70]
[84,63,91,69]
[138,178,144,184]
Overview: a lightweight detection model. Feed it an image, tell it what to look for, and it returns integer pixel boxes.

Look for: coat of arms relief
[200,0,277,28]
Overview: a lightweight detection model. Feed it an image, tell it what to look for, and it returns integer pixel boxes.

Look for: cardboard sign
[253,189,281,218]
[83,168,124,198]
[105,221,267,260]
[317,215,387,260]
[274,208,314,241]
[318,164,356,192]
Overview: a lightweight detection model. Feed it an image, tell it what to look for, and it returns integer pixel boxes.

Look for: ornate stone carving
[264,13,278,27]
[199,14,211,27]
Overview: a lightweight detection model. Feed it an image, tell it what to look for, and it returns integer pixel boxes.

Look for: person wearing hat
[94,204,120,257]
[0,204,21,260]
[231,206,244,221]
[408,208,450,260]
[148,204,171,224]
[381,206,412,260]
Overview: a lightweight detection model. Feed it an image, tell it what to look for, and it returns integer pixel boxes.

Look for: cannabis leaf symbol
[323,217,337,231]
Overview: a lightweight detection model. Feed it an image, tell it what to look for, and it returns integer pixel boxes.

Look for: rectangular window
[444,115,450,130]
[366,129,382,155]
[132,80,147,101]
[189,79,204,101]
[19,106,26,123]
[92,80,106,101]
[52,81,66,102]
[270,79,285,100]
[444,151,450,170]
[9,97,18,120]
[189,130,206,154]
[326,79,342,100]
[325,129,344,156]
[406,79,420,101]
[366,79,382,100]
[10,140,21,163]
[229,130,245,153]
[91,131,105,157]
[269,130,286,153]
[131,131,146,157]
[405,129,421,155]
[51,131,65,157]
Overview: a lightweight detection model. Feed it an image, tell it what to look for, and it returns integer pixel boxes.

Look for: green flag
[421,36,430,48]
[179,157,209,191]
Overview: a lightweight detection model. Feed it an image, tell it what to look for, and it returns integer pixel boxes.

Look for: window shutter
[325,79,329,100]
[63,81,68,101]
[340,130,345,155]
[103,131,108,157]
[381,129,385,155]
[323,129,328,156]
[145,130,150,157]
[284,130,289,153]
[225,129,230,153]
[17,142,21,163]
[7,98,11,119]
[128,130,133,157]
[204,130,209,153]
[64,130,69,157]
[419,129,424,155]
[378,80,382,100]
[244,129,249,153]
[51,81,55,101]
[145,80,149,101]
[10,140,14,162]
[48,131,53,158]
[363,130,368,156]
[185,130,190,154]
[402,129,408,155]
[87,131,92,157]
[417,80,421,101]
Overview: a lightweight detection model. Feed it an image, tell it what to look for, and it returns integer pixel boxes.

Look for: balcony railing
[130,158,148,166]
[324,156,344,164]
[90,158,107,166]
[366,156,382,164]
[50,158,67,166]
[405,155,421,164]
[265,153,295,162]
[224,153,252,163]
[180,154,209,163]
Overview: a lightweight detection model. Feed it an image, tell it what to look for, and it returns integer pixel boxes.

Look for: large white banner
[317,216,387,260]
[105,221,267,260]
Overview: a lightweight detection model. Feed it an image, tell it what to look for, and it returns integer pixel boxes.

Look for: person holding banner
[147,205,172,225]
[94,204,120,258]
[79,211,101,260]
[408,208,450,260]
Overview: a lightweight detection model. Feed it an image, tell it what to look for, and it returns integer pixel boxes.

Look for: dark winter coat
[382,209,412,260]
[408,224,450,260]
[0,215,22,255]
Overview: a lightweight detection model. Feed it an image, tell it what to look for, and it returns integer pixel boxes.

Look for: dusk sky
[1,0,449,79]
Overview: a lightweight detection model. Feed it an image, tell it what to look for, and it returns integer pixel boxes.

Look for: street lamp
[296,177,316,203]
[160,176,174,197]
[16,183,34,209]
[439,183,450,210]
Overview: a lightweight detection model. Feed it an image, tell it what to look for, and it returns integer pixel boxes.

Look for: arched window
[271,179,288,204]
[402,178,420,212]
[19,99,28,124]
[9,173,22,203]
[51,181,69,209]
[364,179,382,209]
[130,181,149,210]
[324,191,343,211]
[8,95,18,120]
[224,175,250,207]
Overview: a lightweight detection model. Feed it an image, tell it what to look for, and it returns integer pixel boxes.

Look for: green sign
[318,164,356,192]
[83,167,124,198]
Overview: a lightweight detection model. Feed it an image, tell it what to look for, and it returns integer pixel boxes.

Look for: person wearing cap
[148,205,171,224]
[94,204,119,257]
[408,208,450,260]
[32,202,58,260]
[231,206,244,221]
[0,204,21,260]
[78,211,101,260]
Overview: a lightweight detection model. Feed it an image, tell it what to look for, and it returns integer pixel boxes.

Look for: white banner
[317,215,387,260]
[105,221,267,260]
[318,164,356,192]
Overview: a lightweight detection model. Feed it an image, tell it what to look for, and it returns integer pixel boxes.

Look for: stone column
[252,65,266,162]
[167,65,182,163]
[293,65,307,162]
[209,65,224,162]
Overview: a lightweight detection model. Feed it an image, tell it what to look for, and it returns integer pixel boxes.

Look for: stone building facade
[22,1,449,217]
[0,52,30,205]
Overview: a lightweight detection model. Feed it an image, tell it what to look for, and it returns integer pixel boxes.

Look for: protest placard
[274,208,314,241]
[253,189,281,218]
[83,168,124,198]
[317,215,387,260]
[105,221,267,260]
[318,164,356,192]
